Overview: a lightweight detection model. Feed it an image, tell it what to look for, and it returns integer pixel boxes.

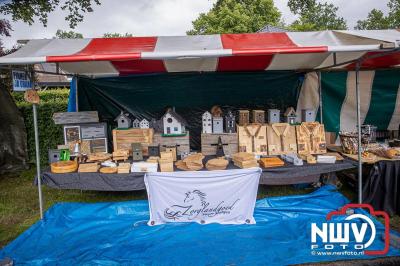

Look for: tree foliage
[103,32,134,38]
[356,0,400,29]
[287,0,347,31]
[187,0,282,34]
[0,0,100,29]
[55,29,83,39]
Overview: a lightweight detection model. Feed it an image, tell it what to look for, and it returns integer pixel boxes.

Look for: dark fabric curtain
[77,71,302,149]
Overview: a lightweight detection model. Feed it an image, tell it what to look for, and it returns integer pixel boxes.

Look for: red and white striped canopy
[1,30,399,77]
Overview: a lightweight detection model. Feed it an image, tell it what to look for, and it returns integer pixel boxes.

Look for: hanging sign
[145,168,261,225]
[12,70,32,91]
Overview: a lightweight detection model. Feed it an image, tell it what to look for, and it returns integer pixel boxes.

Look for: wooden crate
[112,128,154,156]
[266,123,297,155]
[201,133,238,156]
[153,132,190,156]
[237,124,268,156]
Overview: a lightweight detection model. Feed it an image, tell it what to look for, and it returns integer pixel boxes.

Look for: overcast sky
[2,0,390,48]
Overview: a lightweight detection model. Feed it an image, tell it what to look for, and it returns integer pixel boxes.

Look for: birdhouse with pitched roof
[202,111,212,134]
[162,108,188,135]
[132,118,140,128]
[139,118,149,129]
[284,107,297,125]
[114,111,132,129]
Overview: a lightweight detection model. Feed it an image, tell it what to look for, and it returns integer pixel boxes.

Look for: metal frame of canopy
[0,42,399,219]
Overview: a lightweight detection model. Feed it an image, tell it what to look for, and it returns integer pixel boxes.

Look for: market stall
[1,30,400,221]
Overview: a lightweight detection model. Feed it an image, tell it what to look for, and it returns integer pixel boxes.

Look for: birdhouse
[238,110,250,126]
[225,111,236,133]
[284,107,297,125]
[131,143,143,161]
[252,110,265,124]
[202,111,212,134]
[114,111,131,129]
[302,109,315,122]
[132,118,140,128]
[162,108,188,135]
[212,116,224,134]
[148,144,160,157]
[139,118,149,129]
[268,109,280,124]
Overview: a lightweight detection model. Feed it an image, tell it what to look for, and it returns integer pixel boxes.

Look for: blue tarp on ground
[1,185,399,265]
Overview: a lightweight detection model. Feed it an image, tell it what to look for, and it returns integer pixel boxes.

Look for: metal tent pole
[355,62,363,204]
[318,72,323,123]
[30,67,44,219]
[33,103,44,219]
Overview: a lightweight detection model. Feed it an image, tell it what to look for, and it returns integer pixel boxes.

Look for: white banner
[145,168,261,226]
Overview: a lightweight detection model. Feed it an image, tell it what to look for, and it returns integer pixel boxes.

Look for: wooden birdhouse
[302,109,315,122]
[284,107,297,125]
[202,111,212,134]
[131,143,143,161]
[252,110,265,124]
[225,111,236,133]
[139,118,149,129]
[162,108,187,135]
[212,116,224,134]
[238,110,250,126]
[268,109,280,124]
[148,144,160,157]
[114,111,131,129]
[132,118,140,128]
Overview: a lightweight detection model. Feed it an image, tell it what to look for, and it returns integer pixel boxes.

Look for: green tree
[0,0,100,29]
[356,0,400,29]
[187,0,282,34]
[287,0,347,31]
[55,29,83,39]
[103,32,134,38]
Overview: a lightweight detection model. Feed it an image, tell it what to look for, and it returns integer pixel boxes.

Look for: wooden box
[238,110,250,126]
[112,128,153,156]
[266,123,297,155]
[237,124,268,156]
[268,109,280,124]
[78,163,99,173]
[153,131,190,156]
[201,133,238,156]
[159,158,174,172]
[296,122,327,155]
[252,110,265,124]
[165,146,177,161]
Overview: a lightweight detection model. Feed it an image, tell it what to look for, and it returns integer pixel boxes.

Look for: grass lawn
[1,168,399,248]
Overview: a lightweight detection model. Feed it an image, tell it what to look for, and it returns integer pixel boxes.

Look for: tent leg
[318,72,323,123]
[355,63,363,204]
[75,77,79,111]
[33,103,44,219]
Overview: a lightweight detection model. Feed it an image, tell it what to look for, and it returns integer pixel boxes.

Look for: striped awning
[297,69,400,134]
[1,30,399,77]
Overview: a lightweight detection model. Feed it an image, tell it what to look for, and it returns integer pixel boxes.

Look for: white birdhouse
[139,119,149,129]
[202,111,212,134]
[212,116,223,134]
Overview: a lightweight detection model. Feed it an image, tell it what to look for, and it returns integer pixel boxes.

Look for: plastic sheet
[1,185,399,265]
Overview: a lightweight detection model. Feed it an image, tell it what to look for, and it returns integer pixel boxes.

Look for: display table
[39,159,356,191]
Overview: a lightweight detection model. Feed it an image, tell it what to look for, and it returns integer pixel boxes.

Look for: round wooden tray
[51,160,78,173]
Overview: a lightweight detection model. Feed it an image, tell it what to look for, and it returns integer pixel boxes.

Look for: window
[174,127,178,132]
[167,118,173,123]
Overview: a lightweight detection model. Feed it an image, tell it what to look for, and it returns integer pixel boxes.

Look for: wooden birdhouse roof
[284,107,296,116]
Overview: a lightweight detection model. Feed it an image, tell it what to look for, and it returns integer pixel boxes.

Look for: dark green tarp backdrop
[77,71,302,149]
